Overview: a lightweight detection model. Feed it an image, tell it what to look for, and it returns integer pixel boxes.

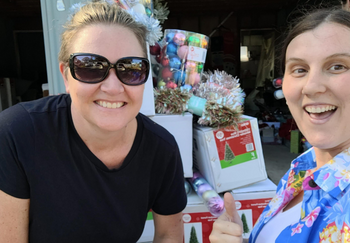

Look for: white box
[150,112,193,178]
[193,115,267,193]
[231,179,277,239]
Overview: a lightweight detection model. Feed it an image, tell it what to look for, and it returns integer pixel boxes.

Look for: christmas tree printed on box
[189,226,199,243]
[224,142,235,163]
[241,213,250,234]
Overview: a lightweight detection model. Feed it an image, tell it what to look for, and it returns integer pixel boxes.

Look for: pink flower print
[323,173,330,181]
[291,223,304,236]
[302,207,320,227]
[335,180,340,188]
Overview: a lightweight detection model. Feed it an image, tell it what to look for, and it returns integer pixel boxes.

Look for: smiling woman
[0,1,187,242]
[210,8,350,243]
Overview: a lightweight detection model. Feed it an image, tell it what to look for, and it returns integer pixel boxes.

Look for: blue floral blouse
[249,147,350,243]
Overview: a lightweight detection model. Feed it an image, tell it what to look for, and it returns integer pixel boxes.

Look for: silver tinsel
[195,70,245,111]
[127,9,163,45]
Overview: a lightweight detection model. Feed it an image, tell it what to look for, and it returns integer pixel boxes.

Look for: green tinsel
[154,88,191,114]
[153,0,170,24]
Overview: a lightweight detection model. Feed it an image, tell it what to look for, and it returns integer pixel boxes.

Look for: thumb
[223,192,242,225]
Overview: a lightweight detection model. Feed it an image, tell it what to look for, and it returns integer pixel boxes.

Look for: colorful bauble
[187,35,200,47]
[173,32,186,46]
[131,3,146,14]
[173,71,186,85]
[161,56,170,67]
[165,32,175,42]
[181,84,192,91]
[177,45,189,60]
[161,67,173,81]
[186,61,197,71]
[188,72,201,86]
[145,7,152,17]
[155,55,161,63]
[184,180,192,195]
[150,42,161,56]
[152,64,160,76]
[202,190,218,201]
[166,81,177,89]
[169,56,182,69]
[157,80,166,88]
[197,184,212,197]
[166,43,178,55]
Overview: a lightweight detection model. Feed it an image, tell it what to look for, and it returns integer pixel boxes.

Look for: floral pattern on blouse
[249,147,350,243]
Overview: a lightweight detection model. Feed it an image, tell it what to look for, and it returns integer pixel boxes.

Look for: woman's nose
[301,71,327,96]
[100,69,125,93]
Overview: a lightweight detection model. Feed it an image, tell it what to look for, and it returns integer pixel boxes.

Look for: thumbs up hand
[209,192,244,243]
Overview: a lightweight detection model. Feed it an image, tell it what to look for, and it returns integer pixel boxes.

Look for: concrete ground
[262,143,301,185]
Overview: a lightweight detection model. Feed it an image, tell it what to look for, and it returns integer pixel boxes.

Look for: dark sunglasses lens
[73,55,108,82]
[117,58,149,85]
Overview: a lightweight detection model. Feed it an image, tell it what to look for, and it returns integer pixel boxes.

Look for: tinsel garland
[198,101,243,129]
[154,88,191,114]
[154,70,245,128]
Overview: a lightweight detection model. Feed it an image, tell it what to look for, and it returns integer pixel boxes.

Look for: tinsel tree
[189,226,199,243]
[241,213,250,234]
[153,0,170,24]
[224,143,235,162]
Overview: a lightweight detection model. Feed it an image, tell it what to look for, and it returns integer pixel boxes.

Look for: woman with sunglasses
[0,1,187,242]
[210,7,350,243]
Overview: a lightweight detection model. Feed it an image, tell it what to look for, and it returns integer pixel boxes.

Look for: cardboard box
[193,115,268,193]
[150,112,193,178]
[137,191,217,243]
[231,178,277,239]
[137,179,276,243]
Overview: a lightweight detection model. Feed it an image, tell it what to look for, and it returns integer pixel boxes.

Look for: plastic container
[156,29,209,90]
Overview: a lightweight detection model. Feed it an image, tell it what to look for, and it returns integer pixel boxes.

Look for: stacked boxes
[149,112,193,178]
[137,179,276,242]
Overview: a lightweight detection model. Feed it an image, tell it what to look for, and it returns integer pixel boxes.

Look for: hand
[209,192,244,243]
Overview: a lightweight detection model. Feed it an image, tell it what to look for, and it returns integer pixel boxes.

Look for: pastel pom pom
[177,45,189,60]
[173,32,186,46]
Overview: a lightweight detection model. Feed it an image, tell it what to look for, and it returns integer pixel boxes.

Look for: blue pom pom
[169,56,182,69]
[166,43,178,55]
[165,32,175,42]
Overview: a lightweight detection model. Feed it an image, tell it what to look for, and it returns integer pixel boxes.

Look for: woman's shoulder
[0,94,70,132]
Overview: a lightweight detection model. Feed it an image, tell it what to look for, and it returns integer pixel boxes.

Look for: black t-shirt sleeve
[151,143,187,215]
[0,104,32,198]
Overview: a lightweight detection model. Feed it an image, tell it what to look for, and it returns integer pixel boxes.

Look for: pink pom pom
[177,45,189,60]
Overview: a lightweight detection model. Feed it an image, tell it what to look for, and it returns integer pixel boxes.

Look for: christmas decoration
[241,213,250,234]
[184,180,192,195]
[224,143,235,162]
[154,69,245,128]
[153,0,170,24]
[188,171,225,217]
[156,29,209,88]
[189,226,199,243]
[154,88,191,114]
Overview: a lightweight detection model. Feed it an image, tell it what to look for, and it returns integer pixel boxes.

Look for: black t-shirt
[0,94,187,243]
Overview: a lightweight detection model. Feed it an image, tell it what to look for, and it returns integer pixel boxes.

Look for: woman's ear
[59,62,70,94]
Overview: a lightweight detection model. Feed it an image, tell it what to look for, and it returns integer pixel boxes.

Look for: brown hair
[280,8,350,73]
[58,1,148,64]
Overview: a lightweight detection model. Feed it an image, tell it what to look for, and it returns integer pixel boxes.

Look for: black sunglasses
[69,53,150,85]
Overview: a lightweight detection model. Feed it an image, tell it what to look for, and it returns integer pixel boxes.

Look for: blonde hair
[58,1,148,64]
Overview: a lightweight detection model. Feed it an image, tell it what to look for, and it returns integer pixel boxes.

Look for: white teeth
[305,105,336,113]
[96,101,124,109]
